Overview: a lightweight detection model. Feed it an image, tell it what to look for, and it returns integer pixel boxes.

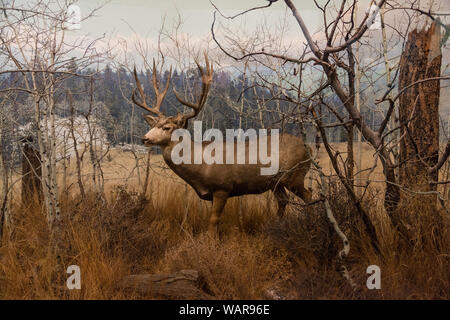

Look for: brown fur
[144,117,311,233]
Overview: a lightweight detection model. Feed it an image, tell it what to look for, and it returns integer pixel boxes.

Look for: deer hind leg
[287,173,312,204]
[273,186,289,218]
[209,191,228,235]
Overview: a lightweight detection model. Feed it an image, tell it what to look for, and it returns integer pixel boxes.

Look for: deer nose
[142,137,149,145]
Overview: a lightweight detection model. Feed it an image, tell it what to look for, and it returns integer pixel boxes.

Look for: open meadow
[0,142,448,299]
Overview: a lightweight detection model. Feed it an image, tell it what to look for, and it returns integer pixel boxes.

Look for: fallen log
[117,269,212,299]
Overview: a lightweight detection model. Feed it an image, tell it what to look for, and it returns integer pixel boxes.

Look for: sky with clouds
[79,0,375,39]
[74,1,448,60]
[64,0,448,86]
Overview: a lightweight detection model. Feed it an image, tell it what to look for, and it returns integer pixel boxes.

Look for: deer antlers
[132,59,172,118]
[174,52,214,122]
[132,53,213,123]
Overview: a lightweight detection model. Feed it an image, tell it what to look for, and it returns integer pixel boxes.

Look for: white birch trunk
[0,111,9,243]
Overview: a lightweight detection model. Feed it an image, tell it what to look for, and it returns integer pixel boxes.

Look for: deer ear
[145,115,158,126]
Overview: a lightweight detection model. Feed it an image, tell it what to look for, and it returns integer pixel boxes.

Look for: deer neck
[160,139,213,200]
[160,139,197,175]
[161,142,176,166]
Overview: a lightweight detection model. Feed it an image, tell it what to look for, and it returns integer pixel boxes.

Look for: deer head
[132,53,213,146]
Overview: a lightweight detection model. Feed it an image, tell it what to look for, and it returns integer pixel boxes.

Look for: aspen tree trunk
[253,86,265,129]
[238,62,248,231]
[142,150,152,197]
[380,4,397,164]
[129,101,142,186]
[87,118,99,194]
[47,74,62,225]
[86,80,105,197]
[0,113,8,245]
[239,63,247,130]
[346,125,354,183]
[68,92,86,199]
[33,96,52,223]
[62,132,67,200]
[347,2,359,191]
[29,64,61,228]
[0,157,6,246]
[445,115,450,199]
[86,99,99,194]
[354,38,362,195]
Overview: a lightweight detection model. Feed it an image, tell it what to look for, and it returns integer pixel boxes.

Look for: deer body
[160,134,311,202]
[132,54,312,234]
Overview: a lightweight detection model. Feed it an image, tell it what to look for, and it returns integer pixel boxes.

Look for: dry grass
[0,143,448,299]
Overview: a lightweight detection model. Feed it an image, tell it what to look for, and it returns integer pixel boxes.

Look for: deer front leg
[209,191,228,235]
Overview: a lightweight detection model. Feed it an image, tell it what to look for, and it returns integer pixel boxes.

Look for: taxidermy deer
[132,54,311,234]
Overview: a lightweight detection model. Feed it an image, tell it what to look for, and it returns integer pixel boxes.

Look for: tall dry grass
[0,146,448,299]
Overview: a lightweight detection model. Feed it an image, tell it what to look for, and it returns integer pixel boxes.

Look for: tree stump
[117,270,212,299]
[398,21,442,189]
[397,21,444,243]
[21,136,42,203]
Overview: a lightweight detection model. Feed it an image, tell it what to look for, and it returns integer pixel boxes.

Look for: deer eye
[162,126,171,131]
